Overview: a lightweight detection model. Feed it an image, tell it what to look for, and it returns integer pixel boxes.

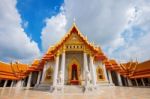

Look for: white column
[41,64,47,83]
[10,80,14,87]
[61,52,65,85]
[53,55,59,86]
[124,78,128,86]
[90,56,97,86]
[3,80,8,87]
[16,80,22,88]
[22,79,25,87]
[127,78,132,86]
[102,63,108,81]
[135,79,138,86]
[108,70,113,85]
[36,71,42,85]
[27,72,32,88]
[141,78,145,86]
[117,73,122,86]
[84,52,89,85]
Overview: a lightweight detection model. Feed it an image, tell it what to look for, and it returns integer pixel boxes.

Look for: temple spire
[73,17,76,23]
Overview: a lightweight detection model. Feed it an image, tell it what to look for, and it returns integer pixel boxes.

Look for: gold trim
[46,23,101,55]
[68,58,81,85]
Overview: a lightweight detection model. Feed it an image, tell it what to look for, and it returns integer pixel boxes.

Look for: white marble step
[64,85,83,93]
[33,84,109,93]
[34,84,51,91]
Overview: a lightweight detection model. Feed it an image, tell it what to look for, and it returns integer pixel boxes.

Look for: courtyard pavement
[0,86,150,99]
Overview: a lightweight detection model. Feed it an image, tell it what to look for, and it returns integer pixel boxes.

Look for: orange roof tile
[0,61,30,80]
[134,60,150,72]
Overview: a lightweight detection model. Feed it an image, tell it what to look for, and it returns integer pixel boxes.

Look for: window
[45,66,53,82]
[97,66,104,80]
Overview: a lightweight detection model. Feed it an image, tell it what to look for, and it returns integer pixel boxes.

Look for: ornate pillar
[36,71,42,85]
[108,70,113,85]
[16,80,22,87]
[3,80,8,88]
[90,56,97,86]
[53,54,59,86]
[10,80,14,87]
[141,78,145,86]
[117,73,122,86]
[84,52,89,85]
[27,72,32,88]
[127,78,132,86]
[135,79,138,86]
[124,78,128,86]
[41,64,47,83]
[61,51,65,85]
[102,63,108,81]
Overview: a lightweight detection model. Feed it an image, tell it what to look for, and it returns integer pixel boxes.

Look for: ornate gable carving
[47,23,101,55]
[65,33,84,45]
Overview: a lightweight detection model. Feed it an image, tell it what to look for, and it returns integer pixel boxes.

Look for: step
[33,84,51,91]
[64,85,83,93]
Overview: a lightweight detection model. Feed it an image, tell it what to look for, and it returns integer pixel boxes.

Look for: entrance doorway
[71,64,78,81]
[68,59,81,85]
[70,64,80,85]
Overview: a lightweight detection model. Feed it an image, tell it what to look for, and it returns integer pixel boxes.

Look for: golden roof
[135,60,150,72]
[46,23,103,54]
[0,61,42,80]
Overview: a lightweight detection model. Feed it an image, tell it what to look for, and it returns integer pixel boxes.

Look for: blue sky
[17,0,64,49]
[0,0,150,63]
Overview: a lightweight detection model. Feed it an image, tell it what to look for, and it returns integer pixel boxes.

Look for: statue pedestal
[51,85,64,93]
[83,85,97,93]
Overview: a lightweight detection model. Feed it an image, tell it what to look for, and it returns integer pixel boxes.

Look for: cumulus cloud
[41,0,150,62]
[41,11,67,51]
[0,0,40,63]
[114,1,150,62]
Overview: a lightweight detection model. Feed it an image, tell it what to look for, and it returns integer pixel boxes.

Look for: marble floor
[0,86,150,99]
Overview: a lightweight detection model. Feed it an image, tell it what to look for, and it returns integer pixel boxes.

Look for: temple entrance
[68,59,81,85]
[70,64,80,85]
[70,64,79,85]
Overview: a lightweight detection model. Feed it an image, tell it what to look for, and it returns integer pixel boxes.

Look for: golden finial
[73,17,77,26]
[73,17,76,23]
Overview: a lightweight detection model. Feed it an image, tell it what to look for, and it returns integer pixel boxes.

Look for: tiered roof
[0,59,42,80]
[129,60,150,78]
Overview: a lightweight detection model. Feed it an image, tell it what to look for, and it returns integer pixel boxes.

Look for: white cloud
[115,1,150,62]
[0,0,40,63]
[41,12,67,51]
[41,0,150,62]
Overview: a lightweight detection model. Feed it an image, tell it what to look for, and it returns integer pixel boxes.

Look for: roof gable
[47,23,102,54]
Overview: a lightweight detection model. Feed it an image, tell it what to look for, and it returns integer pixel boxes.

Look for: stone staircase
[64,85,83,93]
[33,84,111,93]
[33,83,51,91]
[33,84,83,93]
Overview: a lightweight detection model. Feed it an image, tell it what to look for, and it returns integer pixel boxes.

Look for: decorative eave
[42,53,54,61]
[103,60,113,70]
[94,53,107,61]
